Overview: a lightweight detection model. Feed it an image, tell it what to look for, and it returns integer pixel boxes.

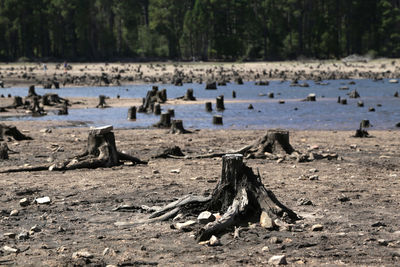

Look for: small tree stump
[357,101,364,107]
[168,109,175,117]
[30,96,45,116]
[183,88,196,101]
[205,102,213,112]
[349,90,360,98]
[206,82,217,90]
[128,106,136,120]
[232,91,236,98]
[305,93,316,101]
[216,95,225,111]
[169,120,190,134]
[153,103,161,115]
[58,102,68,115]
[235,77,243,85]
[394,91,399,97]
[154,112,171,128]
[0,143,9,160]
[12,96,23,107]
[340,98,347,105]
[337,96,341,103]
[96,95,108,108]
[268,92,274,98]
[248,104,254,109]
[27,85,37,98]
[213,115,223,125]
[156,88,167,103]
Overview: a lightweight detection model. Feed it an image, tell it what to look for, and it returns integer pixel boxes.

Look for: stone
[260,211,275,229]
[297,198,313,206]
[309,175,319,180]
[17,231,29,240]
[10,209,19,216]
[389,79,398,83]
[36,196,51,204]
[30,224,41,233]
[209,235,221,246]
[261,246,270,252]
[19,198,29,207]
[3,245,19,253]
[170,169,181,174]
[3,232,16,238]
[173,220,196,231]
[89,125,113,135]
[311,224,323,231]
[197,211,215,224]
[378,239,388,246]
[72,250,93,259]
[268,255,287,265]
[269,236,282,244]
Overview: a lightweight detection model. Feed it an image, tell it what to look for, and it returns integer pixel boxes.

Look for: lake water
[1,79,400,130]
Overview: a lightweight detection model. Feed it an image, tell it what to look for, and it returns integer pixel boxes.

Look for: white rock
[3,232,16,238]
[19,198,29,207]
[268,255,287,265]
[197,211,215,224]
[173,220,196,231]
[170,169,181,174]
[3,245,19,253]
[72,250,93,259]
[36,196,51,204]
[260,211,275,229]
[311,224,323,231]
[10,209,19,216]
[209,235,221,246]
[389,79,398,83]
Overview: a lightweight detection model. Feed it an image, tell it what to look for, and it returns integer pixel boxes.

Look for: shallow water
[1,79,400,130]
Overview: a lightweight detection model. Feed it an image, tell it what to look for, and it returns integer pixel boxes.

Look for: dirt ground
[0,118,399,266]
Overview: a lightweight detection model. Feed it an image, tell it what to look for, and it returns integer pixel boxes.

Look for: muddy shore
[0,120,399,266]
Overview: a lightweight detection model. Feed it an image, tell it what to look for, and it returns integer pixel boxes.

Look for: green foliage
[0,0,399,60]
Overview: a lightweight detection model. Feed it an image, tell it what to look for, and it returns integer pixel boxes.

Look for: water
[1,79,399,130]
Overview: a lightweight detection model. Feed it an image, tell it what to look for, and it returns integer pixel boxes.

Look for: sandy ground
[0,119,399,266]
[0,59,399,88]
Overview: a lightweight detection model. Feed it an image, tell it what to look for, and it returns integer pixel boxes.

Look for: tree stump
[232,91,236,98]
[168,109,175,117]
[216,95,225,111]
[213,115,223,125]
[183,88,196,101]
[206,82,217,90]
[27,85,37,98]
[0,143,9,160]
[131,154,299,241]
[244,130,294,158]
[305,93,316,101]
[235,77,243,85]
[154,112,171,128]
[205,102,212,112]
[128,106,136,120]
[30,96,45,116]
[96,95,108,108]
[153,103,161,115]
[58,102,68,115]
[248,104,254,109]
[268,92,274,98]
[156,88,167,103]
[0,124,32,141]
[357,101,364,107]
[394,91,399,97]
[12,96,23,107]
[169,120,191,134]
[349,90,360,98]
[340,98,347,105]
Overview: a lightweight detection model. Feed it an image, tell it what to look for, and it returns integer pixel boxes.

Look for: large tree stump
[216,95,225,111]
[119,154,299,241]
[0,143,9,160]
[0,124,32,141]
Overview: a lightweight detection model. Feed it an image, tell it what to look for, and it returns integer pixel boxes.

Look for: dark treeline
[0,0,400,61]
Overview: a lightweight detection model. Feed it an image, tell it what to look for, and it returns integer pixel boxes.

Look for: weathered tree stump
[153,103,161,115]
[357,101,364,107]
[0,124,32,141]
[96,95,109,108]
[128,106,136,120]
[244,129,294,158]
[12,96,23,107]
[30,96,45,116]
[183,88,196,101]
[304,93,316,101]
[27,85,37,98]
[156,88,167,103]
[138,86,165,113]
[354,120,371,138]
[169,120,191,134]
[119,154,299,241]
[337,96,341,103]
[235,77,243,85]
[205,102,213,112]
[394,91,399,97]
[340,98,347,105]
[348,90,360,98]
[232,91,236,98]
[58,102,68,115]
[216,95,225,111]
[213,115,223,125]
[154,112,171,128]
[42,93,66,106]
[248,104,254,109]
[206,82,217,90]
[268,92,274,98]
[0,143,9,160]
[168,109,175,117]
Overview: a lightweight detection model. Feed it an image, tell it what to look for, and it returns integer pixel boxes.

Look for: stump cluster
[138,86,167,113]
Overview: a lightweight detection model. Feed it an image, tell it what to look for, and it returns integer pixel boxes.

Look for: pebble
[311,224,324,231]
[197,211,215,224]
[19,198,29,207]
[268,255,287,265]
[10,209,19,216]
[170,169,181,174]
[72,250,93,259]
[36,196,51,204]
[209,235,221,246]
[3,245,19,253]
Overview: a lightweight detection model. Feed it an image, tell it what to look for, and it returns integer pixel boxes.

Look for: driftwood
[0,126,146,173]
[0,124,33,141]
[115,154,299,241]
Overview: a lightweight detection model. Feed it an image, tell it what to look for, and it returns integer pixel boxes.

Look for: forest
[0,0,399,61]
